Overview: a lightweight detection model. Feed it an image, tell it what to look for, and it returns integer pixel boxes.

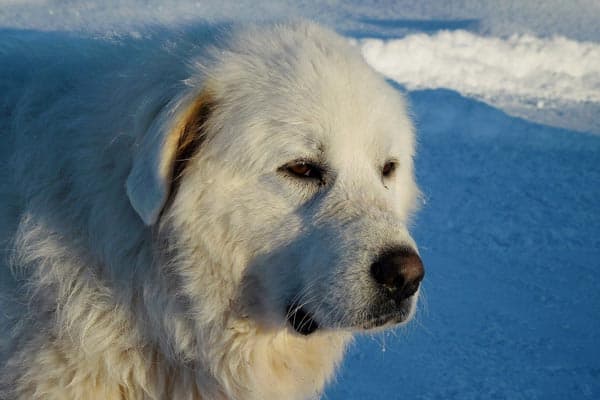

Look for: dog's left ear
[126,90,214,226]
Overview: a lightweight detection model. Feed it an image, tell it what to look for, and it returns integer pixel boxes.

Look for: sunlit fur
[0,21,419,399]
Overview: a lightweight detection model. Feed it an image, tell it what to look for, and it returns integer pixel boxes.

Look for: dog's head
[126,22,423,337]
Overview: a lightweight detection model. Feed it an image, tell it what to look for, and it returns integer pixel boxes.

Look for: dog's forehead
[250,83,410,170]
[309,84,412,163]
[271,91,412,167]
[204,22,414,168]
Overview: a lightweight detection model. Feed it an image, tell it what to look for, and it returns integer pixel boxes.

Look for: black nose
[370,247,425,302]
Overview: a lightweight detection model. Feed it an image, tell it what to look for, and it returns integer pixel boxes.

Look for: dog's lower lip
[361,310,408,330]
[286,304,319,335]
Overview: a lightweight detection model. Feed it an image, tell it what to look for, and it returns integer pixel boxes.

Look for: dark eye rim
[382,160,397,178]
[279,159,326,182]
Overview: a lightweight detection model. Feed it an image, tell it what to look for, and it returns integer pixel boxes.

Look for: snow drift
[360,30,600,133]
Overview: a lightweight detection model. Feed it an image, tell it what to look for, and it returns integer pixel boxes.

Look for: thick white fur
[0,21,419,399]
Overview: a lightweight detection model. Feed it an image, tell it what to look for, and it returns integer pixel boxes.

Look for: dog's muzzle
[285,247,424,335]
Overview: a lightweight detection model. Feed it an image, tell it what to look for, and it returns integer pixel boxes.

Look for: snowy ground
[1,1,599,399]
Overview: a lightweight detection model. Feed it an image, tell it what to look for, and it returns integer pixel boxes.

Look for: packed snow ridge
[360,30,600,132]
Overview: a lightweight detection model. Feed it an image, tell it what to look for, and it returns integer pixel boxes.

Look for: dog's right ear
[126,90,214,226]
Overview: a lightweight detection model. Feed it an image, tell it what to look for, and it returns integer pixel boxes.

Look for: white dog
[0,21,424,399]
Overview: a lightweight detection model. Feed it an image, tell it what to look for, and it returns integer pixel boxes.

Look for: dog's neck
[138,255,351,400]
[203,321,351,400]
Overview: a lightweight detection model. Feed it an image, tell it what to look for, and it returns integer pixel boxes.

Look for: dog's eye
[281,161,324,182]
[382,161,397,178]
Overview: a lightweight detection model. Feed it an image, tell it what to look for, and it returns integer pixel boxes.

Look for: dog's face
[127,23,423,337]
[231,77,423,334]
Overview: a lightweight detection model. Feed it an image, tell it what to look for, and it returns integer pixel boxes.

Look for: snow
[360,31,600,134]
[2,0,600,42]
[2,1,600,399]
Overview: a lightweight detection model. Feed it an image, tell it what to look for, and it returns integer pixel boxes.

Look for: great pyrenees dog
[0,21,424,399]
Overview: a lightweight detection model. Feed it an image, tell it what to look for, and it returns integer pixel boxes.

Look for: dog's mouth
[286,303,319,335]
[286,297,415,335]
[360,310,409,330]
[360,297,415,330]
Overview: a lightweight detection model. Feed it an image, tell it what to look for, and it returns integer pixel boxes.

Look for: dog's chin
[285,298,416,336]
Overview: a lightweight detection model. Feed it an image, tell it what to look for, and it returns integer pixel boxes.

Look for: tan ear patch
[170,90,215,195]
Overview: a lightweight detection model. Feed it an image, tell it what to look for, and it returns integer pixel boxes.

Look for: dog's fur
[0,21,420,399]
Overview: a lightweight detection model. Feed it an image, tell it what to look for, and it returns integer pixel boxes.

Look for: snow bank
[360,30,600,133]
